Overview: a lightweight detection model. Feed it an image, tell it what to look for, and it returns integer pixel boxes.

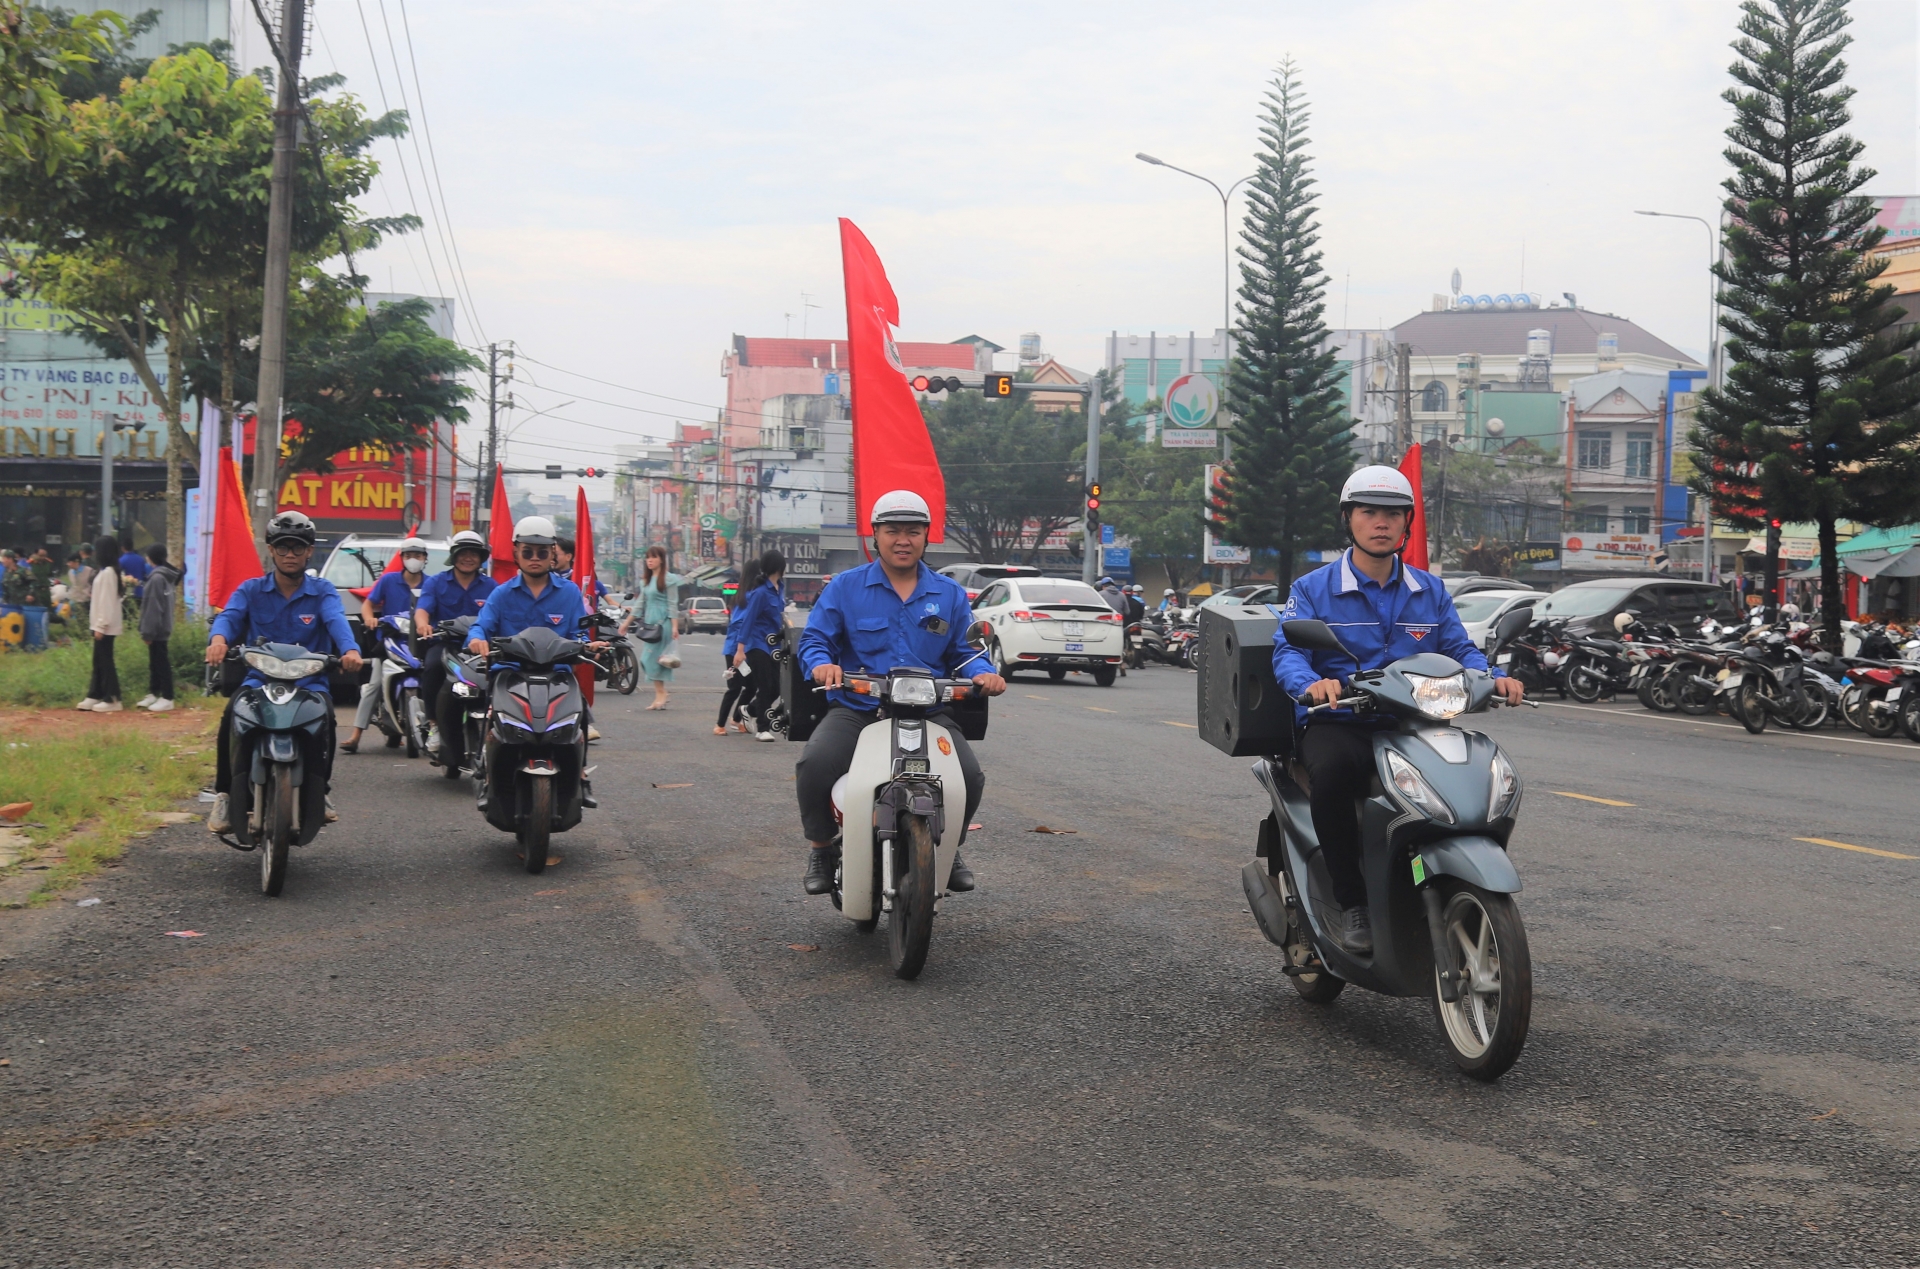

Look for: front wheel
[402,688,421,758]
[1430,883,1531,1081]
[1737,678,1770,734]
[259,764,293,897]
[887,815,937,980]
[611,645,639,694]
[521,775,552,874]
[1092,666,1117,688]
[1564,658,1604,703]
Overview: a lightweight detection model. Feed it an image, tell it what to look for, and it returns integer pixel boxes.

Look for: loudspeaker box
[1196,604,1296,758]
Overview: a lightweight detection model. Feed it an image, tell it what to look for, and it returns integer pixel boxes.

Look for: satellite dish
[1486,418,1506,436]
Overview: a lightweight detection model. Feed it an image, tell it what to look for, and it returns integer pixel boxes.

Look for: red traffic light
[577,466,602,478]
[911,375,962,394]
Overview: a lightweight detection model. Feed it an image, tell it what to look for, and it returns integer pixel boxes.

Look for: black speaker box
[1196,604,1295,758]
[776,626,830,742]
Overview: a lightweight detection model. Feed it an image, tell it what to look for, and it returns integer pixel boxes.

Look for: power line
[351,0,446,307]
[515,351,728,412]
[395,0,488,347]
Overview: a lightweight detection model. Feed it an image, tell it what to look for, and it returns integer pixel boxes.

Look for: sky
[231,0,1920,495]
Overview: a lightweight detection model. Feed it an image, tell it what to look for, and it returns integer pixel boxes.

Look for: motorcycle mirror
[1281,618,1351,657]
[964,619,993,652]
[1492,607,1532,645]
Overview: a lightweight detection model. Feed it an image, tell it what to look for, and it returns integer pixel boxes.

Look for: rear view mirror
[1281,618,1350,656]
[964,619,993,651]
[1492,607,1532,645]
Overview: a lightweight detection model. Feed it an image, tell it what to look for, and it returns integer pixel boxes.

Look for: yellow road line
[1551,791,1636,807]
[1085,706,1117,713]
[1023,694,1051,700]
[1163,720,1197,729]
[1795,836,1919,861]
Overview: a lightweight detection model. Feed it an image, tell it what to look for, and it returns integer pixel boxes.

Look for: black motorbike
[422,616,486,780]
[477,627,599,874]
[1125,616,1182,668]
[215,642,342,896]
[1725,621,1817,734]
[1491,615,1570,698]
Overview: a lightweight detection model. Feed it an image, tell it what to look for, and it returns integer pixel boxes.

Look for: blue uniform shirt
[799,560,993,712]
[720,600,746,659]
[210,572,357,688]
[1272,548,1499,725]
[366,571,421,624]
[415,570,497,626]
[470,572,588,645]
[119,550,150,598]
[732,579,786,654]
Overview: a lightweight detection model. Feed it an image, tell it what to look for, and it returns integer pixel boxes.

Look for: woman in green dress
[635,546,684,709]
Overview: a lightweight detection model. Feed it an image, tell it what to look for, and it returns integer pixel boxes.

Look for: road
[3,649,1917,1267]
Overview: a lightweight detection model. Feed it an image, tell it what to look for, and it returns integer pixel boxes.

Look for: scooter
[477,626,599,875]
[1238,610,1537,1079]
[215,642,342,897]
[373,612,431,758]
[822,645,990,981]
[423,616,486,780]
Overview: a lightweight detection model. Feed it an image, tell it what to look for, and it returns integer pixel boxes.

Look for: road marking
[1551,791,1636,807]
[1795,836,1919,860]
[1023,694,1051,700]
[1085,706,1117,713]
[1539,701,1920,752]
[1163,720,1197,729]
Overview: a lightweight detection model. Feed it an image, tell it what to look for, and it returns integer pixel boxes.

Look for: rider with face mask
[343,538,431,753]
[1272,466,1523,956]
[414,530,495,767]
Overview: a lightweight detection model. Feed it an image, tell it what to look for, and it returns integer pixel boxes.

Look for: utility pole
[248,0,306,553]
[479,342,512,525]
[1395,341,1413,457]
[1081,380,1101,585]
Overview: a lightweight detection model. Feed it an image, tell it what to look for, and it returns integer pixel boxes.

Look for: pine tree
[1690,0,1920,646]
[1219,59,1353,590]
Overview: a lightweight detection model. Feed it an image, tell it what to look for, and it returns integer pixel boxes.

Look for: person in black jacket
[135,544,181,712]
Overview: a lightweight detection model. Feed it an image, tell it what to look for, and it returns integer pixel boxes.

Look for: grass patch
[0,715,216,903]
[0,617,211,708]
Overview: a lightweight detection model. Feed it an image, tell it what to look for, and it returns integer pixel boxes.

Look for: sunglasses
[517,544,554,560]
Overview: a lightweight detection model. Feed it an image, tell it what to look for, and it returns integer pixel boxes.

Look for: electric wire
[395,0,489,347]
[514,352,729,412]
[351,0,447,309]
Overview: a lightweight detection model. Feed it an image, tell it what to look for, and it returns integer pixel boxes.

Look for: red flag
[488,464,515,582]
[1398,444,1429,571]
[207,447,262,609]
[571,485,597,612]
[839,218,947,541]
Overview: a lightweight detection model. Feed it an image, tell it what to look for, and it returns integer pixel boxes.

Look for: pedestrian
[135,543,180,712]
[117,536,151,601]
[714,559,761,735]
[78,536,124,712]
[631,545,685,710]
[733,549,786,741]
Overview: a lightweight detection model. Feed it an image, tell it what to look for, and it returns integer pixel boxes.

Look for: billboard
[0,361,175,456]
[1562,532,1654,569]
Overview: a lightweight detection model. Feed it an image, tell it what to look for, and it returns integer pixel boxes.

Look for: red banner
[489,464,516,582]
[208,447,261,609]
[1398,444,1429,570]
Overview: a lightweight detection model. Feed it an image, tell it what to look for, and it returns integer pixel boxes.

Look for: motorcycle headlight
[243,651,327,680]
[1384,749,1455,824]
[888,675,938,706]
[1488,749,1520,821]
[1405,671,1469,720]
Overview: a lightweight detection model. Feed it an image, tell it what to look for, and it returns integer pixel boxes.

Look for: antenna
[1450,267,1462,296]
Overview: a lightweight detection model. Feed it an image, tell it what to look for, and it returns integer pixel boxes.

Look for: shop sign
[1563,532,1655,568]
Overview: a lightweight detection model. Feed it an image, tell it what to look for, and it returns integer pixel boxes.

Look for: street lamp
[1135,152,1254,358]
[1635,208,1724,585]
[100,413,144,539]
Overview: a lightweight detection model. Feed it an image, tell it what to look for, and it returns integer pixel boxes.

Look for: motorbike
[477,626,600,874]
[372,612,431,758]
[213,642,342,897]
[1239,610,1537,1080]
[594,604,640,695]
[1491,616,1571,698]
[1723,620,1820,734]
[821,638,991,980]
[422,616,486,780]
[1125,617,1183,668]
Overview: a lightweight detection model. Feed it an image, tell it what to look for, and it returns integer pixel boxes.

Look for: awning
[1837,523,1918,558]
[1843,549,1920,579]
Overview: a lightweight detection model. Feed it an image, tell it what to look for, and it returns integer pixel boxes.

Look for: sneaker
[74,698,99,711]
[947,850,975,892]
[755,730,776,742]
[146,699,173,713]
[92,700,124,713]
[586,724,602,741]
[324,797,338,823]
[135,694,156,708]
[1336,905,1374,956]
[802,847,836,895]
[206,793,230,834]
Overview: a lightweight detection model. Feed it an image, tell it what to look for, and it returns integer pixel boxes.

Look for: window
[1011,580,1110,608]
[975,583,1007,609]
[1622,505,1652,534]
[1625,431,1654,479]
[1577,430,1612,470]
[1574,505,1610,532]
[1420,381,1449,413]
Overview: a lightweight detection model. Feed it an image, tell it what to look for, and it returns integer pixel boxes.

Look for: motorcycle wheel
[1565,659,1604,704]
[1634,675,1660,711]
[1673,669,1714,716]
[402,688,421,758]
[1859,687,1901,738]
[1839,684,1869,731]
[1788,690,1829,730]
[1430,882,1531,1082]
[1900,694,1920,743]
[259,765,293,897]
[612,645,639,695]
[1737,678,1770,734]
[521,775,552,875]
[1286,895,1344,1004]
[887,814,937,980]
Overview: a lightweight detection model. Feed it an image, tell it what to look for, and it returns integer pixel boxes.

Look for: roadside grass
[0,617,211,708]
[0,714,216,904]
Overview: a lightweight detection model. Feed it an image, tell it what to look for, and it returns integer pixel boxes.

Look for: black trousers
[1299,721,1378,909]
[417,643,447,717]
[795,704,983,847]
[146,638,174,701]
[717,652,748,728]
[87,634,120,702]
[742,648,779,731]
[214,691,336,795]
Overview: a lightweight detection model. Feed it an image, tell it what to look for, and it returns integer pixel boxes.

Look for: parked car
[1444,573,1540,598]
[679,595,730,632]
[1452,589,1539,651]
[1533,578,1738,637]
[320,535,452,600]
[938,561,1048,603]
[1196,584,1281,612]
[971,576,1125,686]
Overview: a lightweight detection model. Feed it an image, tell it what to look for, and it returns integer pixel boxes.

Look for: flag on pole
[839,217,946,541]
[488,463,515,582]
[207,447,261,609]
[571,485,597,612]
[1398,443,1429,571]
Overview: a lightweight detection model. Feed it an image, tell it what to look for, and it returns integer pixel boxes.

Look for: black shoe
[947,850,975,892]
[384,732,402,749]
[803,847,836,895]
[1336,904,1373,956]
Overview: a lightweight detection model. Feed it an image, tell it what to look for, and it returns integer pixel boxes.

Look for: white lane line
[1538,701,1920,752]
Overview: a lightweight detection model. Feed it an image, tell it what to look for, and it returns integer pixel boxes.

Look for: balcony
[757,425,825,454]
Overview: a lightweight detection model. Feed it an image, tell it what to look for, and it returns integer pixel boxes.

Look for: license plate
[1888,687,1904,702]
[1496,652,1512,665]
[1723,673,1743,688]
[1062,621,1084,637]
[1064,642,1085,651]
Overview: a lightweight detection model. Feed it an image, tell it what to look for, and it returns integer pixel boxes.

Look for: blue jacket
[733,579,787,654]
[470,572,588,645]
[721,600,746,659]
[366,571,420,622]
[210,572,357,689]
[799,560,993,711]
[1272,549,1499,724]
[415,570,497,626]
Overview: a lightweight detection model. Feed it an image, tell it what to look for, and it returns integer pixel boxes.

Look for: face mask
[403,556,425,574]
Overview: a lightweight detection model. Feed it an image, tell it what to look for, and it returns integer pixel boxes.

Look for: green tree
[0,1,118,169]
[1220,58,1353,588]
[925,392,1082,562]
[1690,0,1920,645]
[1093,376,1209,592]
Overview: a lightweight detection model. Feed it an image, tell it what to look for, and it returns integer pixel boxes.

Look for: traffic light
[984,372,1014,398]
[1086,481,1102,516]
[577,466,603,478]
[910,374,963,394]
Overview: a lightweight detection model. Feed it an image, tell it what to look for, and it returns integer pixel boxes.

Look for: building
[1023,358,1091,414]
[95,0,227,57]
[1560,371,1674,572]
[720,335,975,456]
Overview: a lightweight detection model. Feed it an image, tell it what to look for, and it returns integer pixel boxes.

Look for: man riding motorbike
[794,489,1007,896]
[465,516,609,748]
[204,512,364,833]
[415,530,496,769]
[341,536,431,753]
[1272,466,1523,955]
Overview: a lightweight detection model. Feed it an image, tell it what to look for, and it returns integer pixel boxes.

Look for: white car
[1452,589,1539,652]
[680,595,730,632]
[972,576,1126,686]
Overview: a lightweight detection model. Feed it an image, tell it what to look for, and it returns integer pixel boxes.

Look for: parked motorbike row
[1492,610,1920,739]
[1126,613,1202,669]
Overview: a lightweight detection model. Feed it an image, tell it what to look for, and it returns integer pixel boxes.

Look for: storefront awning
[1844,548,1920,579]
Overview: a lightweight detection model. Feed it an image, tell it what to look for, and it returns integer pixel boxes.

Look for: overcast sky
[239,0,1920,488]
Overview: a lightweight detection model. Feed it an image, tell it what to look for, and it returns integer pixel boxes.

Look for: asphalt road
[3,651,1917,1268]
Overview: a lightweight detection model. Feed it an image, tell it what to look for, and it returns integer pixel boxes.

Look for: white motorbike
[825,663,987,980]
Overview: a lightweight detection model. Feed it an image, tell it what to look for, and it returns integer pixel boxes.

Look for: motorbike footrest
[1280,961,1327,977]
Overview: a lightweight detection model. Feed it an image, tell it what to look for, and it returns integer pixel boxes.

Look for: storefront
[0,430,175,557]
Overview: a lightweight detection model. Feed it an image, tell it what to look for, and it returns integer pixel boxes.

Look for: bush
[0,615,210,706]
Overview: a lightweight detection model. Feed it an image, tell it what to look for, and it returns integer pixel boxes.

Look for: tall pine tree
[1690,0,1920,645]
[1220,59,1353,590]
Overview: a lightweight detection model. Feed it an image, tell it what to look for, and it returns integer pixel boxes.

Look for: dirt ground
[0,703,217,745]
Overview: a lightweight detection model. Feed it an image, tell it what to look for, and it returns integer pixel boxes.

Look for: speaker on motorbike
[777,626,831,743]
[1197,604,1295,759]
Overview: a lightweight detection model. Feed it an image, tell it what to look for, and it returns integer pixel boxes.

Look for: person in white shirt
[77,534,125,712]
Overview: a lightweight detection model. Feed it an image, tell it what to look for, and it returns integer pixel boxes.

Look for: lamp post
[100,414,145,540]
[1635,209,1724,587]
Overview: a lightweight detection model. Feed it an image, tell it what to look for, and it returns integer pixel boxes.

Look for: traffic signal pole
[1080,384,1100,584]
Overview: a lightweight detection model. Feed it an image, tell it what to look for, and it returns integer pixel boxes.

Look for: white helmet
[871,488,932,525]
[513,515,557,545]
[1339,465,1416,510]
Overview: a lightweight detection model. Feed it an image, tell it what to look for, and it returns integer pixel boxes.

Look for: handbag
[633,621,665,644]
